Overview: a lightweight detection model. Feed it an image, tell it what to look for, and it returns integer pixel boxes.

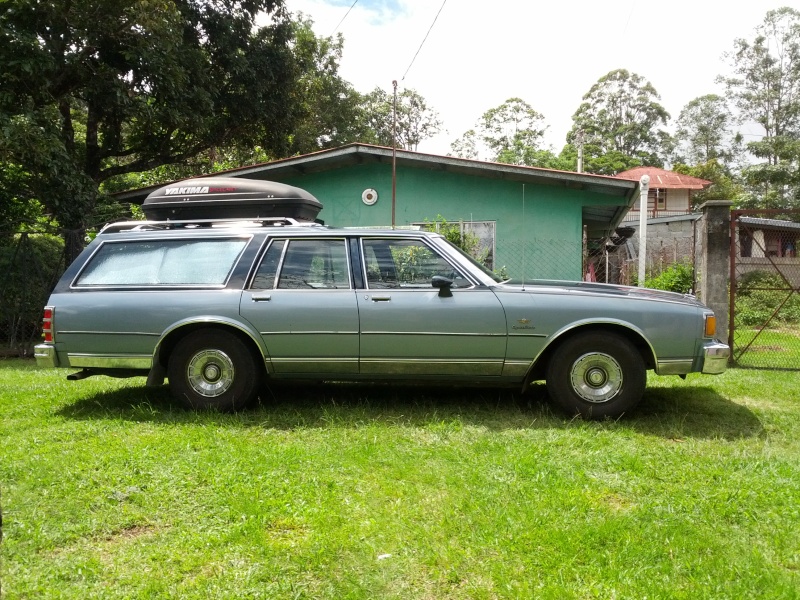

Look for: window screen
[75,239,248,286]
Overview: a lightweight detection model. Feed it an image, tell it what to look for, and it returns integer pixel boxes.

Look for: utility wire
[402,0,448,81]
[331,0,359,36]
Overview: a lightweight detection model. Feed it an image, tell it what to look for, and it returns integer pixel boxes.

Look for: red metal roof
[615,167,712,190]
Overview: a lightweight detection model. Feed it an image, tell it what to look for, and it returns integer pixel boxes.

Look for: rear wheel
[168,329,262,411]
[546,332,646,419]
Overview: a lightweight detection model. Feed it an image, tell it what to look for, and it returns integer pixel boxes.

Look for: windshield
[442,239,504,284]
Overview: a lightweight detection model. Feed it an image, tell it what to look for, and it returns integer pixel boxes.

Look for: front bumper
[701,341,730,374]
[34,344,58,368]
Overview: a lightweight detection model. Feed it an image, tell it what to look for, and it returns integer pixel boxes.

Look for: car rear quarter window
[75,238,249,286]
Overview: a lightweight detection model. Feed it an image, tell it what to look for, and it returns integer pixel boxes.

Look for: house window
[648,189,666,211]
[412,220,496,270]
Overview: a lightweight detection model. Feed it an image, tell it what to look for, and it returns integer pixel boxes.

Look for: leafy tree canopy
[450,98,550,166]
[0,0,300,258]
[719,7,800,208]
[672,160,745,207]
[567,69,672,172]
[284,14,370,155]
[673,94,743,169]
[361,86,443,151]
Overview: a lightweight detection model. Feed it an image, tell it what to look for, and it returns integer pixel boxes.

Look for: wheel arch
[525,321,657,384]
[154,318,268,375]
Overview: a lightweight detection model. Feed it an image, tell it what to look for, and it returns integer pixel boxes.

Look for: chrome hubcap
[570,352,623,403]
[187,349,234,397]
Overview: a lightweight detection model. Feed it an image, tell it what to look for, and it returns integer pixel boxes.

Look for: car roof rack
[100,217,322,234]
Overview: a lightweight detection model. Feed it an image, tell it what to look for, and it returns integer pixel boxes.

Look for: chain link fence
[604,218,699,288]
[495,238,586,282]
[731,211,800,370]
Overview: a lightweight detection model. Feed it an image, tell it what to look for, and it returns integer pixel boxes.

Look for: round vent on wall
[362,188,378,206]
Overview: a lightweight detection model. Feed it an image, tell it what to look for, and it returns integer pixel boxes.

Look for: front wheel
[168,329,262,411]
[546,332,646,419]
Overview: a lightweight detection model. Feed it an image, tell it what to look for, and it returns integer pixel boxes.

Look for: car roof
[98,218,442,240]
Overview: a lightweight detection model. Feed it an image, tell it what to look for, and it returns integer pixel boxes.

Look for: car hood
[495,279,707,308]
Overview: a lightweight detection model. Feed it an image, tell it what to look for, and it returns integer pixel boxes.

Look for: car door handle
[251,294,272,302]
[369,295,392,302]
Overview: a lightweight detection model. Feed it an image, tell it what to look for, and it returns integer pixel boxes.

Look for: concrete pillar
[698,200,733,341]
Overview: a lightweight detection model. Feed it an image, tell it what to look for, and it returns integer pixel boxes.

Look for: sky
[283,0,800,157]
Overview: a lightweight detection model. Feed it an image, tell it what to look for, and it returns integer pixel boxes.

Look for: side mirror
[431,275,453,297]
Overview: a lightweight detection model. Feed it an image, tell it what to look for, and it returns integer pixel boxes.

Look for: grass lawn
[1,359,799,598]
[733,326,800,369]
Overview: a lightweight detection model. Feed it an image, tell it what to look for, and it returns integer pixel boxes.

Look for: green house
[118,144,639,281]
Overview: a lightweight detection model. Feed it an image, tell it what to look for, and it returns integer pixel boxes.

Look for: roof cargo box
[142,177,322,221]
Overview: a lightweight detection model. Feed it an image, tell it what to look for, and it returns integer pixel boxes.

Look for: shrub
[424,215,489,265]
[643,261,695,294]
[735,270,800,327]
[0,233,64,354]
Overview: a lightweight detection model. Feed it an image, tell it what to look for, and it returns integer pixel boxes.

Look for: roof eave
[113,143,638,206]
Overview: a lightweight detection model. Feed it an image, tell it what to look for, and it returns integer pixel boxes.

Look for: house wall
[272,163,628,281]
[606,215,699,285]
[621,188,691,224]
[666,189,690,211]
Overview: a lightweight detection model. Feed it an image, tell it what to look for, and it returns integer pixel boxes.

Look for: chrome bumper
[701,341,730,374]
[34,344,58,368]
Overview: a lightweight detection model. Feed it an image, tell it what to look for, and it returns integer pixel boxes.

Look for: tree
[558,143,642,176]
[567,69,672,172]
[672,160,745,207]
[479,98,547,164]
[719,7,800,208]
[0,0,300,261]
[450,98,551,166]
[673,94,743,168]
[449,129,479,160]
[361,87,443,151]
[284,15,370,155]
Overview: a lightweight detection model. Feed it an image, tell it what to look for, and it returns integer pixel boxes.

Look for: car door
[356,237,507,376]
[240,237,359,375]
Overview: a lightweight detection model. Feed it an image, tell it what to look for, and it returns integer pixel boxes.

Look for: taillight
[42,306,54,343]
[704,314,716,338]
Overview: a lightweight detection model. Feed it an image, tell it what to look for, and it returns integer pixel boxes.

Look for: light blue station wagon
[35,178,729,419]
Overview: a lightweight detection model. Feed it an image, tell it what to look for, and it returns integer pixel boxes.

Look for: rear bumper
[34,344,58,368]
[701,341,730,374]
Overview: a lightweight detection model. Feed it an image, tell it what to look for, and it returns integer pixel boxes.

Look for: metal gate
[729,210,800,369]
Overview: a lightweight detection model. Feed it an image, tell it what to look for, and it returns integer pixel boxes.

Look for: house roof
[615,167,712,190]
[113,143,640,238]
[739,217,800,233]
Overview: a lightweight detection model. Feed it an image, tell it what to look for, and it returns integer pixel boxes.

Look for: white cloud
[287,0,797,154]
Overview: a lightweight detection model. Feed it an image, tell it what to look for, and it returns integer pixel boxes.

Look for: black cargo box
[142,177,322,221]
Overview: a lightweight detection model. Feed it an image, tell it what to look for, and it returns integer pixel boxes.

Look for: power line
[330,0,359,36]
[402,0,448,81]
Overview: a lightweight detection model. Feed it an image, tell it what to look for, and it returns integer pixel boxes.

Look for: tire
[546,332,646,419]
[168,329,262,411]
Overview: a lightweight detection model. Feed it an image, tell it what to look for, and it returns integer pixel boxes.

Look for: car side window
[362,239,471,289]
[274,239,350,290]
[250,239,286,289]
[75,238,248,286]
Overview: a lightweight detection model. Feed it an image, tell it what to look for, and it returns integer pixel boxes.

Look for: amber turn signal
[704,315,716,337]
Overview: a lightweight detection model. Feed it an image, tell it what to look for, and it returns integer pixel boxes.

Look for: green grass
[1,359,799,598]
[733,326,800,369]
